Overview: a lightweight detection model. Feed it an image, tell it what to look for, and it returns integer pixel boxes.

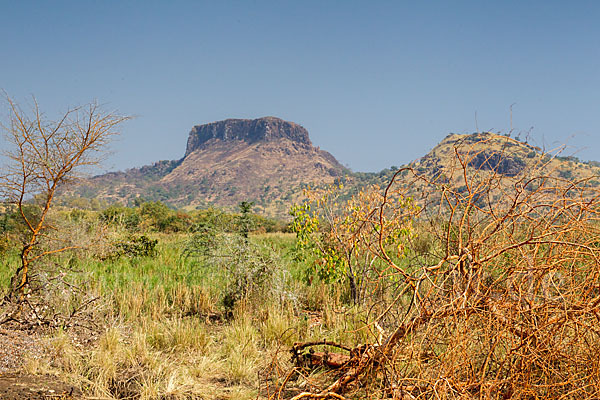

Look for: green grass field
[1,230,367,399]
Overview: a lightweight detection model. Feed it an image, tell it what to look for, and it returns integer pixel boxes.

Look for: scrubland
[0,227,368,399]
[2,141,600,399]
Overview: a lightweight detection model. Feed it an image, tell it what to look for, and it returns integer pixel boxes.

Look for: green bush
[0,235,12,256]
[107,235,158,259]
[100,205,141,230]
[183,227,279,313]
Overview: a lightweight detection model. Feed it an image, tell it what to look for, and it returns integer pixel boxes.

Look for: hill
[411,132,600,182]
[321,131,600,212]
[62,125,600,218]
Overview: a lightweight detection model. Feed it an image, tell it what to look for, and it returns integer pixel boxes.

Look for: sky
[0,1,599,173]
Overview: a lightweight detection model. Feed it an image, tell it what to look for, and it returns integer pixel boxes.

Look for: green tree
[290,181,418,303]
[237,201,254,239]
[100,205,141,231]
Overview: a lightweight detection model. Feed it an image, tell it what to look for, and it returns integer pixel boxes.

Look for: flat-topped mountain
[63,117,347,216]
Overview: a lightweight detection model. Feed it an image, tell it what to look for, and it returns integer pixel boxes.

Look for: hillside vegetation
[61,128,600,220]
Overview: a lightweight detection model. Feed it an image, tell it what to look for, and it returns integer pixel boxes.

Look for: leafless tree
[0,94,130,312]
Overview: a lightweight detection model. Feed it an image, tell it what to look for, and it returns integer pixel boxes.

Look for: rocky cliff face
[185,117,312,157]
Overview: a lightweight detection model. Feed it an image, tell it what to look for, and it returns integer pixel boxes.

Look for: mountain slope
[412,132,600,182]
[329,132,600,209]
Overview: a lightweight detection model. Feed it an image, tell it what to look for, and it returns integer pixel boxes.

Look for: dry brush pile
[268,141,600,399]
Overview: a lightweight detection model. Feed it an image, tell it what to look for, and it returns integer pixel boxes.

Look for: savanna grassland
[0,204,369,399]
[3,128,600,400]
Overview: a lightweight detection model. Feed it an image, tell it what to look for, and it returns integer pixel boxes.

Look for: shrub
[183,228,278,313]
[100,205,140,231]
[106,235,158,259]
[272,140,600,400]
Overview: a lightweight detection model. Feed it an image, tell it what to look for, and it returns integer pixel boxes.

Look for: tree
[0,94,130,306]
[290,181,418,304]
[237,201,254,239]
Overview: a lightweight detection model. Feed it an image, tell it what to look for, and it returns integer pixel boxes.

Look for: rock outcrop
[185,117,312,157]
[467,150,526,177]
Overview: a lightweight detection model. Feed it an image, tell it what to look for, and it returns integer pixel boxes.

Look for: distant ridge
[61,128,600,218]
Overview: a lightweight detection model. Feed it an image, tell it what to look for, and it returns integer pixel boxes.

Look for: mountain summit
[185,117,312,156]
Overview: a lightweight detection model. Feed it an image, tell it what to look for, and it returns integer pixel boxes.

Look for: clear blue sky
[1,1,599,173]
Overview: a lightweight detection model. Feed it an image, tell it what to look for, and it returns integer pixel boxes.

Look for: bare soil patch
[0,372,82,399]
[0,327,46,373]
[0,328,82,399]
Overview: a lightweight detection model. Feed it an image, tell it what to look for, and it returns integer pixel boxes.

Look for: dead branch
[269,135,600,399]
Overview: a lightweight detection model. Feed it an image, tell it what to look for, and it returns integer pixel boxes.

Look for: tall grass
[9,230,358,399]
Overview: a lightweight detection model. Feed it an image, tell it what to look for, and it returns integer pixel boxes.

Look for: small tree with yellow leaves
[290,179,419,304]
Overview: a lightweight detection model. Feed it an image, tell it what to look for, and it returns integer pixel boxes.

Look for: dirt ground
[0,328,82,399]
[0,373,82,399]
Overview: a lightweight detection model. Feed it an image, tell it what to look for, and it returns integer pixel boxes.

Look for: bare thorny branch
[269,136,600,399]
[0,93,130,322]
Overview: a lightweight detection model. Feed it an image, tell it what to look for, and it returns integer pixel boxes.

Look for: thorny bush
[183,225,280,314]
[268,136,600,400]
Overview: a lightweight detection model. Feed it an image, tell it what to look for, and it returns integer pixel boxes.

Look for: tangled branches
[270,137,600,399]
[0,94,129,326]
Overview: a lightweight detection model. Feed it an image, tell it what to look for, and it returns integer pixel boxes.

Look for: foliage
[98,200,286,237]
[0,236,12,256]
[100,205,141,230]
[0,204,22,238]
[289,202,319,261]
[219,236,278,312]
[139,201,170,229]
[237,201,255,239]
[183,222,279,313]
[289,200,347,283]
[112,235,158,259]
[290,181,419,303]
